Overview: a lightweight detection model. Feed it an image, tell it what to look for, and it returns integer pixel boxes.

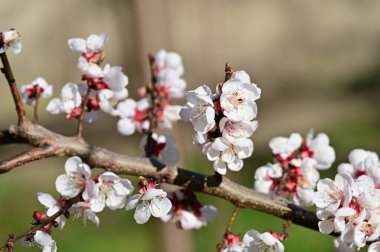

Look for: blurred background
[1,0,380,251]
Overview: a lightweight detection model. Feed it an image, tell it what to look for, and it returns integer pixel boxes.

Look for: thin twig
[224,62,234,82]
[226,206,240,233]
[76,86,91,138]
[33,92,40,123]
[0,194,81,252]
[145,54,158,157]
[0,52,28,127]
[216,206,241,251]
[0,146,57,174]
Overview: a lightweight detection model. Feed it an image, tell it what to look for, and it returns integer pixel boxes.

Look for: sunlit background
[1,1,380,251]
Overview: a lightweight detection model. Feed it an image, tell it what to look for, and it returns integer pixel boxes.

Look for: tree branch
[0,145,58,174]
[0,52,28,127]
[1,123,321,233]
[0,129,25,145]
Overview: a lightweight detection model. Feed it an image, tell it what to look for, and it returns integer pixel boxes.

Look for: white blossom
[220,71,261,122]
[126,184,172,224]
[55,156,92,199]
[116,98,150,136]
[219,117,258,143]
[90,171,134,212]
[180,85,215,133]
[242,230,284,252]
[70,201,100,227]
[37,193,66,229]
[46,83,82,119]
[338,149,380,182]
[68,34,107,54]
[0,29,22,54]
[22,231,57,252]
[20,77,53,105]
[305,130,336,170]
[203,137,253,175]
[161,190,217,230]
[269,133,302,159]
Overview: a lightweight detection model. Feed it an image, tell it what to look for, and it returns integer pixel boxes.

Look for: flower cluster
[180,70,261,175]
[161,189,217,230]
[115,49,185,136]
[338,148,380,184]
[20,77,53,106]
[22,156,134,251]
[314,173,380,251]
[221,230,285,252]
[126,178,172,224]
[254,130,335,207]
[0,28,22,54]
[46,34,129,123]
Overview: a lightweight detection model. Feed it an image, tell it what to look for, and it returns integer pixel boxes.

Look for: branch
[0,145,58,174]
[0,129,25,145]
[2,123,320,233]
[0,52,28,127]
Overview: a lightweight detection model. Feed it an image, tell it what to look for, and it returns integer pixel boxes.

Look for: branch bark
[1,122,320,233]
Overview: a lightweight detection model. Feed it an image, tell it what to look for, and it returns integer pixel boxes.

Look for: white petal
[37,193,56,208]
[125,194,142,210]
[150,197,172,218]
[134,204,151,224]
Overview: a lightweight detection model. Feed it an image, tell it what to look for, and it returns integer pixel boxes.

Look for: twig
[76,86,91,138]
[0,129,25,145]
[216,206,241,250]
[33,90,40,123]
[145,54,158,157]
[0,146,57,174]
[224,63,234,82]
[0,52,28,127]
[226,206,240,233]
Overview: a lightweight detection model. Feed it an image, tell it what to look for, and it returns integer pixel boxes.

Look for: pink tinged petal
[68,38,86,53]
[318,219,334,234]
[117,118,136,136]
[37,193,57,208]
[134,204,151,224]
[125,194,142,210]
[150,197,172,218]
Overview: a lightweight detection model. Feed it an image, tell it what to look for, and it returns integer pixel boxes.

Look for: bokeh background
[1,0,380,251]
